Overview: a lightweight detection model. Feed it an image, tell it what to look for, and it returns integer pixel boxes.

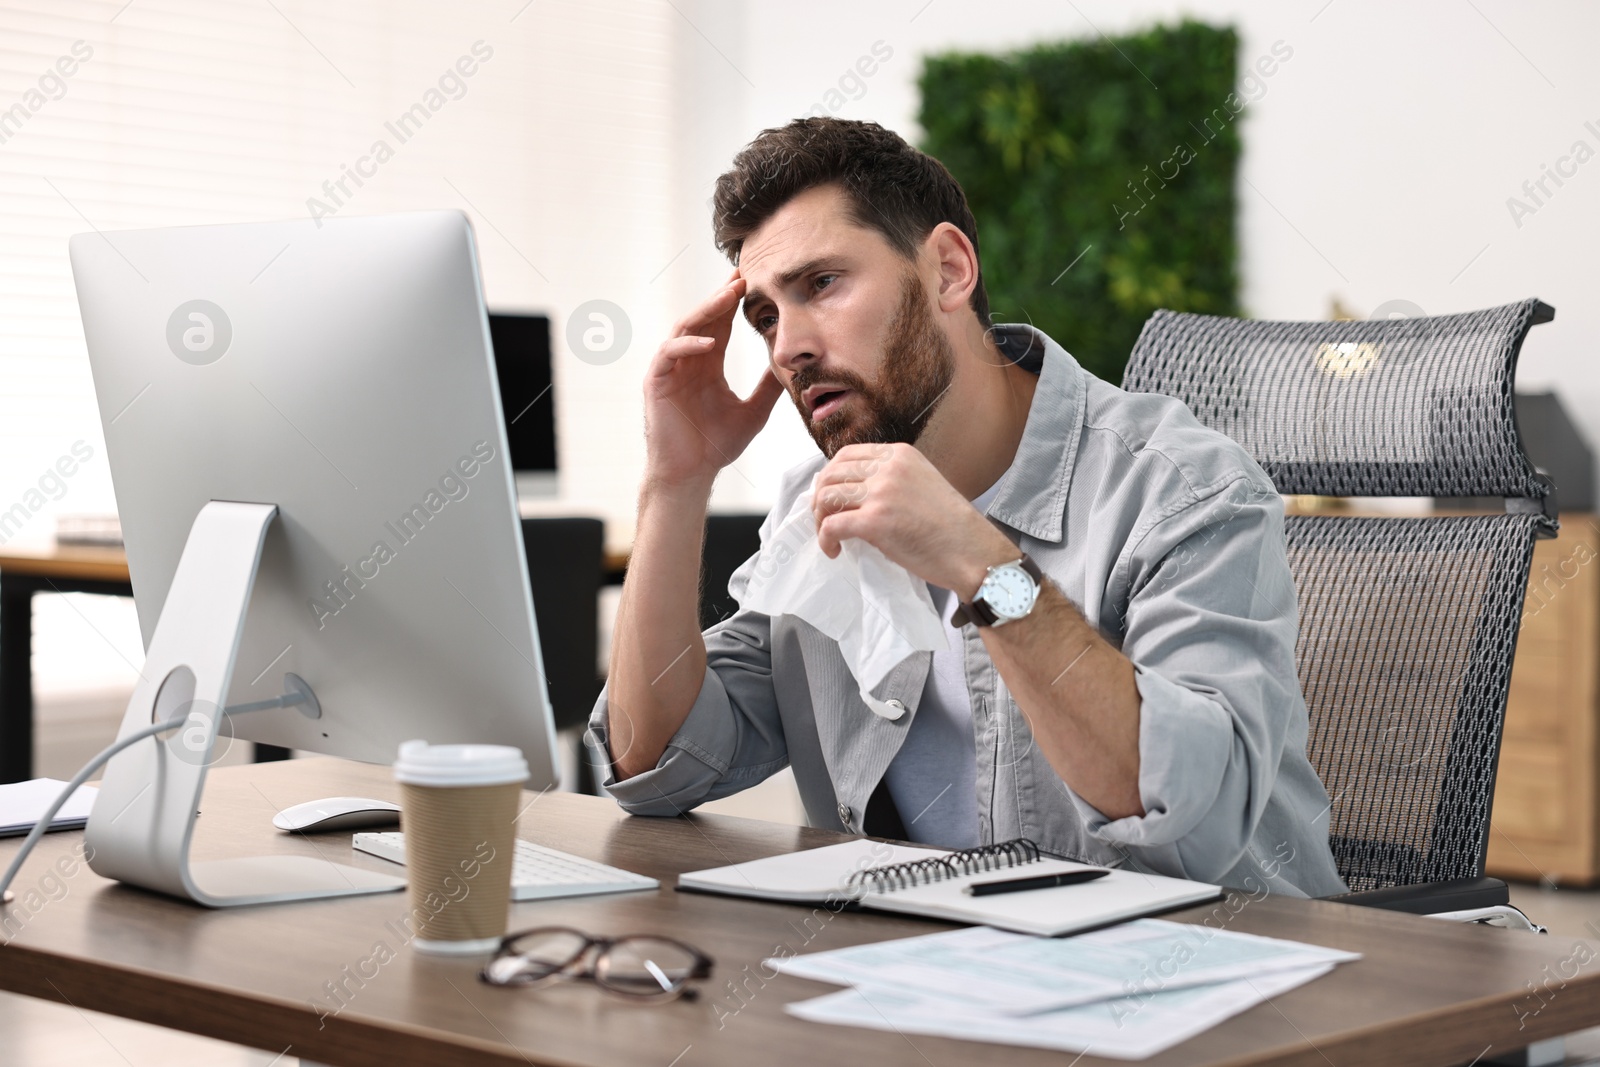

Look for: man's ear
[926,222,979,315]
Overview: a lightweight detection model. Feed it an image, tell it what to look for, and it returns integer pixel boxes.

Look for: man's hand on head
[642,270,785,493]
[811,442,1019,599]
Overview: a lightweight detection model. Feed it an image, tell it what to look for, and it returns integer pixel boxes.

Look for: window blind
[0,0,681,692]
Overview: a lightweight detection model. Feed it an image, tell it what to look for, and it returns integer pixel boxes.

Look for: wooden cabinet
[1486,513,1600,885]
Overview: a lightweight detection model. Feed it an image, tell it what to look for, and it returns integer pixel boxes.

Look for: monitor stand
[84,501,405,907]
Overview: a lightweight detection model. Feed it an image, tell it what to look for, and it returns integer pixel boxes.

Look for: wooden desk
[0,543,134,783]
[0,542,131,584]
[1,758,1597,1067]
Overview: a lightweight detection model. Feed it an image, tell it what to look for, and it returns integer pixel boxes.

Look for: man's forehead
[738,186,879,283]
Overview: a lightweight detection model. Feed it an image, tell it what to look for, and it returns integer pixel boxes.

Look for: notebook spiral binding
[845,838,1042,893]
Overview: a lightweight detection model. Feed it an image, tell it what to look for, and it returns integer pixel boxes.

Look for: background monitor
[71,210,559,781]
[489,312,558,499]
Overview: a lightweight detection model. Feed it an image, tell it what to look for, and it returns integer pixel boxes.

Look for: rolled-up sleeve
[1064,476,1307,883]
[587,525,793,817]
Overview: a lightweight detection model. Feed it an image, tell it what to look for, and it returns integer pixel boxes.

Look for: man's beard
[788,272,957,458]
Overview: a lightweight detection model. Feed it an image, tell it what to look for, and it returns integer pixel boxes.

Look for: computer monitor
[67,210,559,906]
[488,312,559,499]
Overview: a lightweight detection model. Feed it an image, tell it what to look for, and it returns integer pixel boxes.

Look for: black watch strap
[951,554,1042,628]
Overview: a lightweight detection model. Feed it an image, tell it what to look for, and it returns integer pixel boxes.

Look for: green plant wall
[919,20,1242,384]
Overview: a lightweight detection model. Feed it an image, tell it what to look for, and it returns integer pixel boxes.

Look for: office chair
[701,513,767,633]
[522,517,605,794]
[1123,297,1557,921]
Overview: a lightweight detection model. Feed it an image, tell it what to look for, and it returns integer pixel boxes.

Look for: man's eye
[756,315,777,332]
[814,274,838,291]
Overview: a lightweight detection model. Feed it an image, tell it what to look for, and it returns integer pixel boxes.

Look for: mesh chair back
[1123,299,1551,500]
[1123,299,1555,891]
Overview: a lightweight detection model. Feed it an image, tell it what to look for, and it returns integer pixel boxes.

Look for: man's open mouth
[805,387,852,421]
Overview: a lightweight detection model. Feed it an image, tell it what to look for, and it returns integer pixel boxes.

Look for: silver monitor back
[70,210,558,783]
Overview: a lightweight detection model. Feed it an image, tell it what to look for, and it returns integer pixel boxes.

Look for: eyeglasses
[479,927,714,1001]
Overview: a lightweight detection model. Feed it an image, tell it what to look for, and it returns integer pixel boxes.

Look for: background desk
[0,757,1597,1067]
[0,542,634,784]
[0,544,134,783]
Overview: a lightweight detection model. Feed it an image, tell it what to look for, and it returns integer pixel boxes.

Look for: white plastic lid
[392,740,529,787]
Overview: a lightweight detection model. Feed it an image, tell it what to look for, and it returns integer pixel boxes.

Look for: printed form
[772,919,1359,1059]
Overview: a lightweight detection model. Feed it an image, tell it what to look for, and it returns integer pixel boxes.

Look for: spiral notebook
[677,839,1221,937]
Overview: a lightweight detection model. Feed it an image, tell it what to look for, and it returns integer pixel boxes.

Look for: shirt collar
[981,323,1087,545]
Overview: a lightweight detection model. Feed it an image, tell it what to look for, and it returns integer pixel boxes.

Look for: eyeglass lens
[484,929,705,998]
[595,937,702,997]
[485,928,591,985]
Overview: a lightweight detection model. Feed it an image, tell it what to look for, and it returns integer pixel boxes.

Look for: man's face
[738,184,955,458]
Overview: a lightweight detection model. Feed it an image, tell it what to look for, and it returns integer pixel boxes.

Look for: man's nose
[769,312,820,375]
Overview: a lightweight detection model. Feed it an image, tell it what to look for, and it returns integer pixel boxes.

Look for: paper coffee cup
[393,740,528,955]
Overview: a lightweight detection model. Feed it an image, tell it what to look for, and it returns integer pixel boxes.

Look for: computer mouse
[272,796,401,833]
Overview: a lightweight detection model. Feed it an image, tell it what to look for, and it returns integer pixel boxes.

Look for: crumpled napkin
[735,483,946,719]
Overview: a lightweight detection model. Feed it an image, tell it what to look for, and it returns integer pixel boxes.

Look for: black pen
[963,869,1110,896]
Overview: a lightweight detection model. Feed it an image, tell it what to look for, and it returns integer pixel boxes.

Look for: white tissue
[735,486,947,719]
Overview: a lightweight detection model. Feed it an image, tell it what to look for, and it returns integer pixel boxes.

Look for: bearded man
[588,117,1346,896]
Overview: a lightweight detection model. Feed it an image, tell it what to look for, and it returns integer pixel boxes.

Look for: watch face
[979,562,1038,620]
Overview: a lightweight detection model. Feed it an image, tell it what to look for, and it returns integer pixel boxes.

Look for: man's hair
[711,117,991,327]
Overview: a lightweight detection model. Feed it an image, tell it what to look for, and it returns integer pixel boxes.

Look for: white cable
[0,713,188,903]
[0,685,306,904]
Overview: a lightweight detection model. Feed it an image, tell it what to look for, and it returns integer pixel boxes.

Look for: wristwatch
[951,554,1043,628]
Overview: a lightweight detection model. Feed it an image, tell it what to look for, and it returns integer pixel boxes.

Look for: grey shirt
[881,477,1002,850]
[589,324,1348,897]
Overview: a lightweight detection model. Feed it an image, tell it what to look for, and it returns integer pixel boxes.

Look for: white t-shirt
[881,480,1003,848]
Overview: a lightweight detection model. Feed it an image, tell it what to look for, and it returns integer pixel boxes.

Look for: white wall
[2,0,687,695]
[679,0,1600,509]
[0,0,689,550]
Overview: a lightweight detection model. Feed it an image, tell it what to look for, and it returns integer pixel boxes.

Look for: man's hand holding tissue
[812,442,1017,600]
[811,441,1145,821]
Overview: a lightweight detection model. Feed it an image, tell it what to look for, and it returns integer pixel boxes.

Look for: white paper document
[769,919,1358,1015]
[786,961,1337,1060]
[0,779,98,837]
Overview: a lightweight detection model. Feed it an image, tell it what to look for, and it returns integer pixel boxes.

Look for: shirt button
[868,697,906,720]
[837,803,851,828]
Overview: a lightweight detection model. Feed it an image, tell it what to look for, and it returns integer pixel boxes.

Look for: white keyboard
[352,831,659,902]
